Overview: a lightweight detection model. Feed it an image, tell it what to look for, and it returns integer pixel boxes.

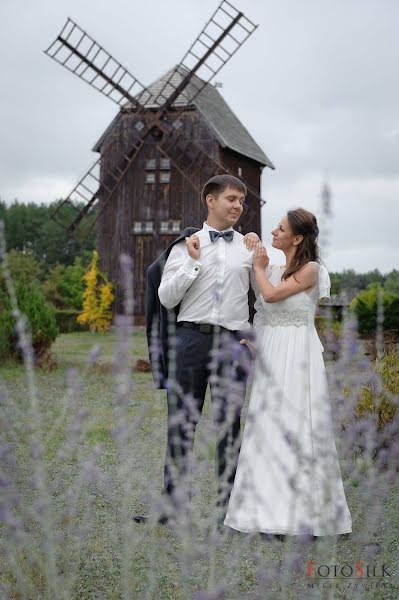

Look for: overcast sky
[0,0,398,272]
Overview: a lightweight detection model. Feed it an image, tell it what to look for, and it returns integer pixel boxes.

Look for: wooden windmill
[44,1,274,321]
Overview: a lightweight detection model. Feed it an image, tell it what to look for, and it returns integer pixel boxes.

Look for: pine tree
[77,250,114,332]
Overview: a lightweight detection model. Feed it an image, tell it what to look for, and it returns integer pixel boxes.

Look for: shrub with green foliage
[356,351,399,431]
[0,307,14,360]
[16,281,59,358]
[5,248,43,283]
[0,252,59,363]
[43,257,86,333]
[351,283,399,335]
[43,257,85,310]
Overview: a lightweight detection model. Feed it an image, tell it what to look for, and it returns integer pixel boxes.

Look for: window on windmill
[160,221,169,234]
[171,220,181,233]
[160,172,171,184]
[145,159,157,170]
[133,221,142,234]
[144,221,153,233]
[238,167,243,177]
[145,172,156,184]
[135,120,145,132]
[160,158,171,170]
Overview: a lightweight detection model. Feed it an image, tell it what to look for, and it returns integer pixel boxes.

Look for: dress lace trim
[263,307,311,327]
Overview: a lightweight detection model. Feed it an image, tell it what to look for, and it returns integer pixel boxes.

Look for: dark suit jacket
[146,227,200,389]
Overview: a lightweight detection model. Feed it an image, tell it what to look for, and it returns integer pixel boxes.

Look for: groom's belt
[178,321,237,335]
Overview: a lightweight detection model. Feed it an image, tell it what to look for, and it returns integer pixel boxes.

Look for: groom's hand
[185,234,201,260]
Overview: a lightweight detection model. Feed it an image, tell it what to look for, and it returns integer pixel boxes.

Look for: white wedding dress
[224,262,352,536]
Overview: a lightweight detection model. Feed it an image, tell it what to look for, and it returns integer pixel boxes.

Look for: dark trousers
[163,324,252,511]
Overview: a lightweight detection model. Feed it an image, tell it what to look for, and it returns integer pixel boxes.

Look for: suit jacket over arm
[145,227,200,389]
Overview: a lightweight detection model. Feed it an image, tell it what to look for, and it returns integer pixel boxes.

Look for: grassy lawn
[0,330,398,599]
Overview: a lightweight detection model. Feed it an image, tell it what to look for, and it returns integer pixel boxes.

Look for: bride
[224,208,352,536]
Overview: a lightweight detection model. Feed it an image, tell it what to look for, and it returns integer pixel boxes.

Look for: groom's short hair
[201,174,247,209]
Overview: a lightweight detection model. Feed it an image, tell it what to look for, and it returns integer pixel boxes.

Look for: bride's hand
[239,338,256,357]
[253,242,269,271]
[243,232,260,251]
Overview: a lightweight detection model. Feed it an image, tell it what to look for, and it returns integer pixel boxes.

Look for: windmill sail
[159,110,266,207]
[44,18,150,109]
[147,0,258,110]
[51,134,145,235]
[45,2,264,237]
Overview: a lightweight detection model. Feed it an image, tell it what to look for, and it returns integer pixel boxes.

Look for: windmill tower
[45,1,274,321]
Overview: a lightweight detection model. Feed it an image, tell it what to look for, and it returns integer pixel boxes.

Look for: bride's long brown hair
[282,208,320,281]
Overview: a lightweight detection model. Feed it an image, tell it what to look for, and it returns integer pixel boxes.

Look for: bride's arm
[253,244,318,303]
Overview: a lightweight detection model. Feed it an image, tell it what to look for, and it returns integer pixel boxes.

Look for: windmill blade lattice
[50,156,101,233]
[158,138,259,218]
[160,114,266,207]
[52,103,265,237]
[159,121,265,233]
[80,139,262,241]
[44,18,150,109]
[51,134,145,234]
[46,2,263,237]
[150,0,257,110]
[56,108,264,238]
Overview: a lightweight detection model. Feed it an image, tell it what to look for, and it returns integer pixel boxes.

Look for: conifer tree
[77,250,114,332]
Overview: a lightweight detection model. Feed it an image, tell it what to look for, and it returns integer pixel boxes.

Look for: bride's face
[271,215,294,250]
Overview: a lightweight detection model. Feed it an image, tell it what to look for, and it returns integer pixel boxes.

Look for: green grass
[0,331,398,599]
[51,329,148,367]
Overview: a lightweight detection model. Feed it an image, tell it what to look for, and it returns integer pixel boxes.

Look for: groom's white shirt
[158,221,259,331]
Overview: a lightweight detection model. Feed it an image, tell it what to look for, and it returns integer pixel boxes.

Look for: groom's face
[207,186,245,227]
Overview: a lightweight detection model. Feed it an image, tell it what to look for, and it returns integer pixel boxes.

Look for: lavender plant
[0,218,398,600]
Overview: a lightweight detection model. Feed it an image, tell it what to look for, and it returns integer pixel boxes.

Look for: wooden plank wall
[96,109,263,321]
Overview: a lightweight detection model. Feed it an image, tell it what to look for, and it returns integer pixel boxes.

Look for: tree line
[1,199,398,293]
[0,199,95,273]
[0,200,398,360]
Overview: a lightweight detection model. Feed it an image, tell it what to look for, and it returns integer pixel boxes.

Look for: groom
[136,174,259,524]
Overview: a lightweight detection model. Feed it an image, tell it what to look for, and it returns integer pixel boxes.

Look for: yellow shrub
[77,250,114,333]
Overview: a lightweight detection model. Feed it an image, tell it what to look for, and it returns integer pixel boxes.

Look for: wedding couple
[137,173,352,537]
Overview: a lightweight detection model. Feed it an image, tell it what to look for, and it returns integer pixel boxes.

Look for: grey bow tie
[209,230,234,243]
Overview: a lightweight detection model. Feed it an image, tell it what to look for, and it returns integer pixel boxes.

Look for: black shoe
[216,516,228,534]
[131,513,169,525]
[260,533,286,542]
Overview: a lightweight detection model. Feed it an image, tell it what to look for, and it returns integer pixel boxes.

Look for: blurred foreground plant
[0,223,398,599]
